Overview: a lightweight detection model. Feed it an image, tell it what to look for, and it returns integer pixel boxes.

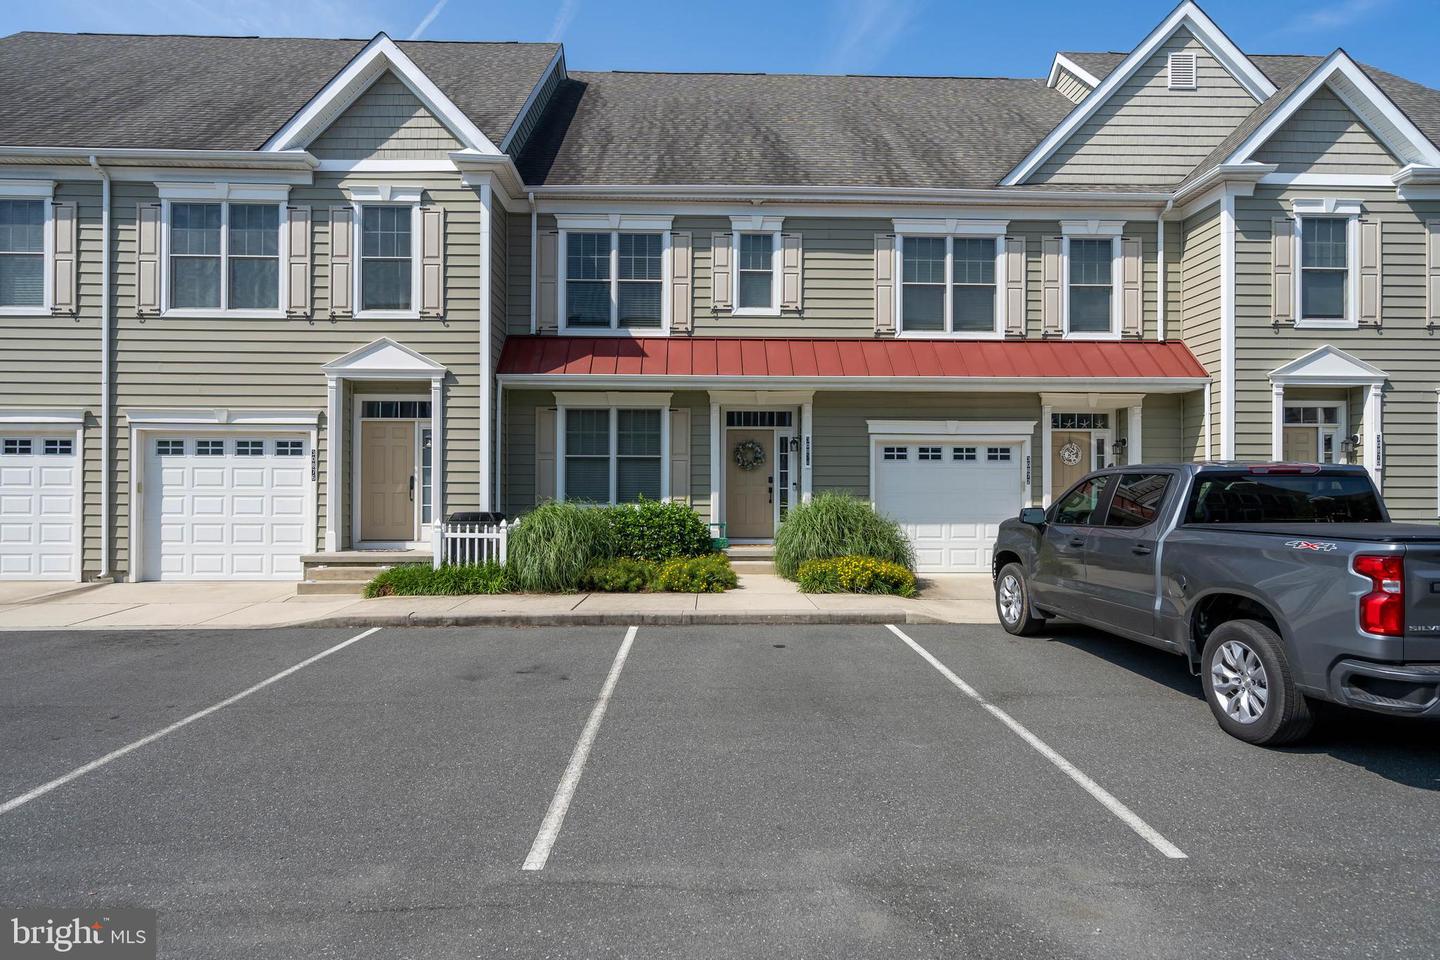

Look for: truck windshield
[1185,473,1384,524]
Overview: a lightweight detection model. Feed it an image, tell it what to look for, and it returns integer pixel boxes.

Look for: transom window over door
[565,231,665,331]
[1300,217,1347,321]
[361,206,413,311]
[898,235,999,334]
[168,202,281,311]
[0,199,45,308]
[1067,238,1114,334]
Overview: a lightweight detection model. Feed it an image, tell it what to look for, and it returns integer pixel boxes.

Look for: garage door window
[986,447,1011,462]
[953,446,976,461]
[882,446,908,460]
[1052,475,1111,525]
[918,446,942,461]
[156,439,185,456]
[276,440,304,456]
[43,439,72,456]
[197,440,224,456]
[2,438,32,455]
[236,440,264,456]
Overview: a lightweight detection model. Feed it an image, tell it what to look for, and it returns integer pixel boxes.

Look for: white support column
[709,401,722,528]
[325,376,341,551]
[1041,402,1053,506]
[1364,383,1383,487]
[1270,382,1285,461]
[1219,191,1237,461]
[495,382,504,514]
[430,376,444,532]
[477,181,493,512]
[1203,381,1213,461]
[659,402,671,501]
[555,402,567,502]
[800,400,813,503]
[1127,403,1143,465]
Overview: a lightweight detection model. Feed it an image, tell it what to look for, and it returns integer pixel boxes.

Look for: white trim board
[1048,54,1102,91]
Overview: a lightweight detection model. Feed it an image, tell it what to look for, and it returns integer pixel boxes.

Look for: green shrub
[773,492,914,579]
[507,501,615,592]
[607,498,713,562]
[580,557,658,592]
[364,562,511,598]
[655,553,738,593]
[796,556,917,598]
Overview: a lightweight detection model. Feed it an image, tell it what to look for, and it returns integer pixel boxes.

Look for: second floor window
[899,235,999,334]
[0,199,44,308]
[169,202,281,311]
[1300,216,1347,321]
[1067,238,1114,334]
[737,233,775,310]
[361,206,413,312]
[566,231,664,331]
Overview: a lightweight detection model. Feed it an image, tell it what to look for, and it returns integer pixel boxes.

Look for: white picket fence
[434,520,510,568]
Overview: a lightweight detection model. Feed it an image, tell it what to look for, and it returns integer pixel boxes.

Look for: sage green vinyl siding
[0,180,105,575]
[506,211,532,335]
[1139,393,1185,462]
[308,72,463,161]
[1054,68,1093,104]
[1032,29,1258,186]
[1234,187,1440,519]
[108,174,487,575]
[1179,205,1221,459]
[1253,86,1399,175]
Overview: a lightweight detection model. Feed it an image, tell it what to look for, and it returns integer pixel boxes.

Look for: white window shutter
[50,200,77,315]
[329,205,353,317]
[1272,217,1294,324]
[1428,220,1440,330]
[670,231,692,333]
[1121,237,1143,337]
[535,407,557,503]
[419,205,445,317]
[136,202,162,316]
[537,229,559,334]
[286,205,311,318]
[669,408,691,503]
[1358,219,1381,327]
[1003,236,1026,336]
[780,232,803,311]
[710,231,732,311]
[1041,236,1062,335]
[873,233,895,335]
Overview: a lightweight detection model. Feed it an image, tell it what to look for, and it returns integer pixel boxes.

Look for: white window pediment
[322,337,447,380]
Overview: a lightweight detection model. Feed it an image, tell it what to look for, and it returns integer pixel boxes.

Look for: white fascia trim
[155,181,291,202]
[1060,219,1125,236]
[1290,197,1363,217]
[0,146,316,168]
[1261,172,1394,188]
[0,178,55,198]
[1224,51,1440,169]
[1269,344,1387,385]
[0,408,85,424]
[1039,392,1145,407]
[262,33,501,156]
[1048,54,1101,90]
[315,159,457,173]
[555,213,675,231]
[124,408,320,426]
[500,46,565,153]
[554,391,673,407]
[892,217,1008,236]
[342,183,424,204]
[729,214,785,232]
[527,183,1173,205]
[708,389,815,405]
[322,337,448,379]
[867,419,1037,436]
[500,374,1210,393]
[1002,1,1276,186]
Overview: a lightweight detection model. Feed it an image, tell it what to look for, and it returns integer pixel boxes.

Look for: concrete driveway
[2,622,1437,958]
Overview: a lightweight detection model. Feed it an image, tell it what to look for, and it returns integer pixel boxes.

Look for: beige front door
[1283,427,1319,462]
[1051,430,1092,497]
[725,430,773,539]
[361,420,416,542]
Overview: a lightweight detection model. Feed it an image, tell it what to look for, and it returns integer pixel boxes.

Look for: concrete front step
[296,580,370,596]
[305,565,390,581]
[730,560,776,574]
[725,545,775,561]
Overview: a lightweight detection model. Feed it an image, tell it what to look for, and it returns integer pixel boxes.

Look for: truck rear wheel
[1202,620,1313,746]
[995,563,1046,636]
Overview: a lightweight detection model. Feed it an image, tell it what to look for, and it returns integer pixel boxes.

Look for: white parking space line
[886,624,1187,860]
[0,627,383,817]
[523,625,638,871]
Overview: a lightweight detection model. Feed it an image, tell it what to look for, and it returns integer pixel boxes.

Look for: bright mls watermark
[4,909,154,958]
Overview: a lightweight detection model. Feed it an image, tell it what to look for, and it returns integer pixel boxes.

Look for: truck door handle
[1069,537,1085,547]
[1132,544,1153,556]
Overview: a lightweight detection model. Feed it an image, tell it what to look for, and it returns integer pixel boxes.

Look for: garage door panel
[1,555,36,575]
[232,468,267,487]
[0,440,79,581]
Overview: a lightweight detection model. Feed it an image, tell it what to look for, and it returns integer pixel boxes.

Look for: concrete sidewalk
[0,574,996,630]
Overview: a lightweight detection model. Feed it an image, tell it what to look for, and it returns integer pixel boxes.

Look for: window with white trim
[156,439,185,456]
[565,231,664,330]
[168,202,281,311]
[235,440,264,456]
[43,438,73,456]
[882,446,909,461]
[196,439,225,456]
[987,447,1012,462]
[1299,216,1348,322]
[736,233,776,310]
[918,446,942,461]
[953,446,977,461]
[898,235,1000,335]
[276,440,304,456]
[2,438,32,456]
[360,206,413,312]
[0,199,45,308]
[1066,238,1115,335]
[562,407,664,504]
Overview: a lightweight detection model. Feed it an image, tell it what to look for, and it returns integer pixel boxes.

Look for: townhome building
[2,1,1438,584]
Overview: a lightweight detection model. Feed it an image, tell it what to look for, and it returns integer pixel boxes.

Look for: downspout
[528,190,537,334]
[89,155,111,579]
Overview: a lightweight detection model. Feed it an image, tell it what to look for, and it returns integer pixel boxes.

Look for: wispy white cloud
[1284,0,1387,32]
[408,0,450,39]
[819,0,919,74]
[547,0,580,42]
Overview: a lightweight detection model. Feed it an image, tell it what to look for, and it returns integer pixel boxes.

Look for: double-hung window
[896,228,1003,335]
[1066,238,1115,335]
[1300,216,1348,322]
[736,233,776,311]
[561,405,666,504]
[0,198,46,309]
[563,228,666,331]
[165,199,283,313]
[361,206,413,312]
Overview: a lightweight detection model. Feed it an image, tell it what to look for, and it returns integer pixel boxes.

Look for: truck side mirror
[1019,507,1047,527]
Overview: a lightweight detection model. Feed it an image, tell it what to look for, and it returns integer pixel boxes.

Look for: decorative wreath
[733,439,767,471]
[1058,441,1084,467]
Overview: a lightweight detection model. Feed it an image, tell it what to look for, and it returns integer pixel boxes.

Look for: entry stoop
[725,543,775,575]
[297,551,430,596]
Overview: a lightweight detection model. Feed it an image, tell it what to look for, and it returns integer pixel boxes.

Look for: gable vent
[1168,52,1197,90]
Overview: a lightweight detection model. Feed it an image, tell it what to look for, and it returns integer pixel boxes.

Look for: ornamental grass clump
[795,556,917,598]
[506,500,615,592]
[773,492,914,580]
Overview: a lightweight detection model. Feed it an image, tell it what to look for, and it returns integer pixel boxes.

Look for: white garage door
[0,435,80,580]
[142,434,309,581]
[873,441,1023,573]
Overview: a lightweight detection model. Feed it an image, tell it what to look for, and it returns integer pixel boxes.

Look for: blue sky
[4,0,1436,87]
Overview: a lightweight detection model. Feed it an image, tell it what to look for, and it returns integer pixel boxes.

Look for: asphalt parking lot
[2,622,1438,959]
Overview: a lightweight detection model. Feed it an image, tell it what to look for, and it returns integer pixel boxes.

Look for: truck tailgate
[1405,546,1440,660]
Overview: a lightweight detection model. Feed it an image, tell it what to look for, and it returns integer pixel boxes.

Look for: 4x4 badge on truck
[1284,539,1338,552]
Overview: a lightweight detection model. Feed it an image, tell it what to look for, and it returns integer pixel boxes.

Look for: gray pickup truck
[991,463,1440,745]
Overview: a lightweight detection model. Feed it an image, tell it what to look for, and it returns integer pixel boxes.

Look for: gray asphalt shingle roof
[0,32,559,150]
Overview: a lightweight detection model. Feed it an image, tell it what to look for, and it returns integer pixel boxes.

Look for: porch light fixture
[788,436,800,453]
[1111,438,1128,458]
[1341,434,1360,463]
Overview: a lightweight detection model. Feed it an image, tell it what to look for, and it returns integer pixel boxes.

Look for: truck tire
[995,563,1047,636]
[1201,620,1313,746]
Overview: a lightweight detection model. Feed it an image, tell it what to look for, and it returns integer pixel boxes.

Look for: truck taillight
[1353,554,1404,637]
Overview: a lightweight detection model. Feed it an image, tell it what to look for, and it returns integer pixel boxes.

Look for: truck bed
[1182,522,1440,543]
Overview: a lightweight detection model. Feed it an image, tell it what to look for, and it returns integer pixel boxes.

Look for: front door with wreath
[725,430,772,539]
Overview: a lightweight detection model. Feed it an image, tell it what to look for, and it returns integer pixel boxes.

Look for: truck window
[1107,473,1171,528]
[1052,475,1112,526]
[1185,473,1384,524]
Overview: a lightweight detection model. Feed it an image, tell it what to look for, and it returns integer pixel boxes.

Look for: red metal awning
[497,336,1208,382]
